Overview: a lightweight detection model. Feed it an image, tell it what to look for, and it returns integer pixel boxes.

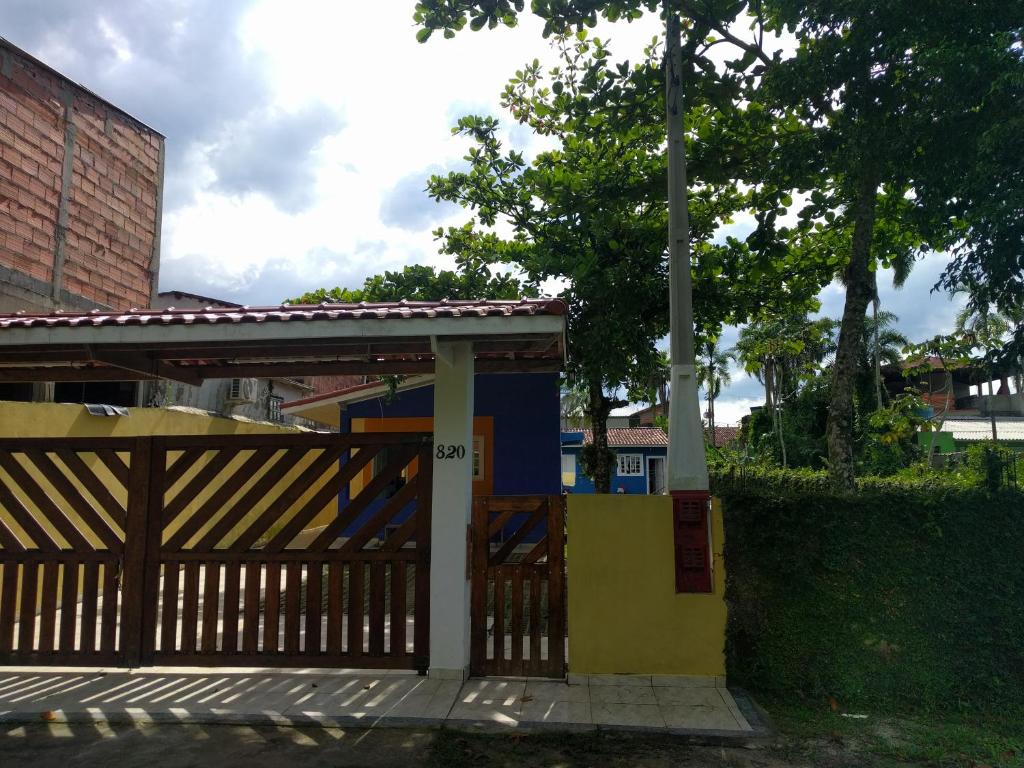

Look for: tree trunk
[873,298,884,409]
[777,396,788,468]
[775,363,788,467]
[927,366,953,465]
[587,378,614,494]
[988,375,998,441]
[708,388,716,447]
[827,170,879,489]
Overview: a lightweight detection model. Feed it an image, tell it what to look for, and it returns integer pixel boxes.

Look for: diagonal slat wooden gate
[0,432,432,670]
[470,495,565,678]
[0,437,137,665]
[143,433,432,670]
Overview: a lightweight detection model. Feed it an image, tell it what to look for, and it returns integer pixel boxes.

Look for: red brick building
[0,37,164,314]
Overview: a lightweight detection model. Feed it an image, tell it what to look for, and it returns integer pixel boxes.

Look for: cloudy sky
[5,1,965,423]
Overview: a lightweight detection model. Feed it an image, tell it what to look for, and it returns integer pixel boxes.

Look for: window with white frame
[561,453,576,486]
[616,453,643,476]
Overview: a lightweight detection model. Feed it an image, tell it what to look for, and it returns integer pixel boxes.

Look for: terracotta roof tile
[581,428,669,447]
[0,298,567,330]
[711,426,739,447]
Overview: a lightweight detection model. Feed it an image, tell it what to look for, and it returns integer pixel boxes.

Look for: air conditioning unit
[227,377,258,404]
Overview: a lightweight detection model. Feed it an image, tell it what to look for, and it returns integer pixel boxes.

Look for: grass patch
[420,704,1024,768]
[764,697,1024,768]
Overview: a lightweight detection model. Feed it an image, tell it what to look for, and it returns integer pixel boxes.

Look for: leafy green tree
[289,256,529,304]
[417,7,833,489]
[626,350,670,422]
[861,390,929,476]
[427,36,796,492]
[931,42,1024,364]
[756,2,1024,488]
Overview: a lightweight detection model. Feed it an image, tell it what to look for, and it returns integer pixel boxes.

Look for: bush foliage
[716,469,1024,713]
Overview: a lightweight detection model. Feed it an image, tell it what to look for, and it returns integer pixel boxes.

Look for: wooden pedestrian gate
[470,495,566,678]
[0,432,432,670]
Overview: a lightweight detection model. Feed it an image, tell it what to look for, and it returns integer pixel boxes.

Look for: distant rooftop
[575,428,670,448]
[156,290,242,309]
[940,416,1024,442]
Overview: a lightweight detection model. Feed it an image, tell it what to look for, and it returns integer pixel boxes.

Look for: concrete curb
[728,687,777,738]
[1,707,770,744]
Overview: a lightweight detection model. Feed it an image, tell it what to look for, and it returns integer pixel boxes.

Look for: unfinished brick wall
[0,41,163,312]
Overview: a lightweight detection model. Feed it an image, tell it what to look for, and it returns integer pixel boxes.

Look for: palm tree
[733,314,838,466]
[696,341,734,445]
[866,251,914,410]
[862,310,908,408]
[733,321,788,465]
[560,386,589,429]
[953,300,1023,440]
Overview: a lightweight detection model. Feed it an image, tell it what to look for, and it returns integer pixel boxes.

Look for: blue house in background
[560,427,669,495]
[284,373,563,539]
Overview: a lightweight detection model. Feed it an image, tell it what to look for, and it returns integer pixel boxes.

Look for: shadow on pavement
[0,720,434,768]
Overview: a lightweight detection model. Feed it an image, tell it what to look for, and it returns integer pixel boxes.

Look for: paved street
[1,721,434,768]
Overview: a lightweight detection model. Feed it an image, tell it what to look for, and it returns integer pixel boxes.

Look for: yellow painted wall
[567,494,727,677]
[0,401,304,439]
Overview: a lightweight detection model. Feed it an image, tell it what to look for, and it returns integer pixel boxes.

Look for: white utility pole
[664,5,713,594]
[665,6,710,495]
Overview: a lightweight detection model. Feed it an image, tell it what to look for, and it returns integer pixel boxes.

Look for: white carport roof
[0,299,566,384]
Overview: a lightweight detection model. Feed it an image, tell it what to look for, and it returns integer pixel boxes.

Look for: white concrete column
[667,363,710,491]
[428,340,474,678]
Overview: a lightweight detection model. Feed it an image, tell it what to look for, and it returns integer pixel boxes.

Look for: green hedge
[716,469,1024,713]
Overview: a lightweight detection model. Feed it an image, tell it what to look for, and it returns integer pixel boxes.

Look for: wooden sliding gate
[0,432,432,670]
[470,495,565,678]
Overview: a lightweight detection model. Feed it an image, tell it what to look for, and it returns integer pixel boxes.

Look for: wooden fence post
[120,437,153,666]
[138,438,166,665]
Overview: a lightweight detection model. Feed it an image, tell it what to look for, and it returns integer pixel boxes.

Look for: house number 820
[435,444,466,460]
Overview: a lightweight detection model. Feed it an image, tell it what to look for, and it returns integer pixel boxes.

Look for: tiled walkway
[0,669,760,736]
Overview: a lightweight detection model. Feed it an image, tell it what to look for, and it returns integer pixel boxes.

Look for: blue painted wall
[338,373,561,540]
[346,372,561,495]
[561,442,668,495]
